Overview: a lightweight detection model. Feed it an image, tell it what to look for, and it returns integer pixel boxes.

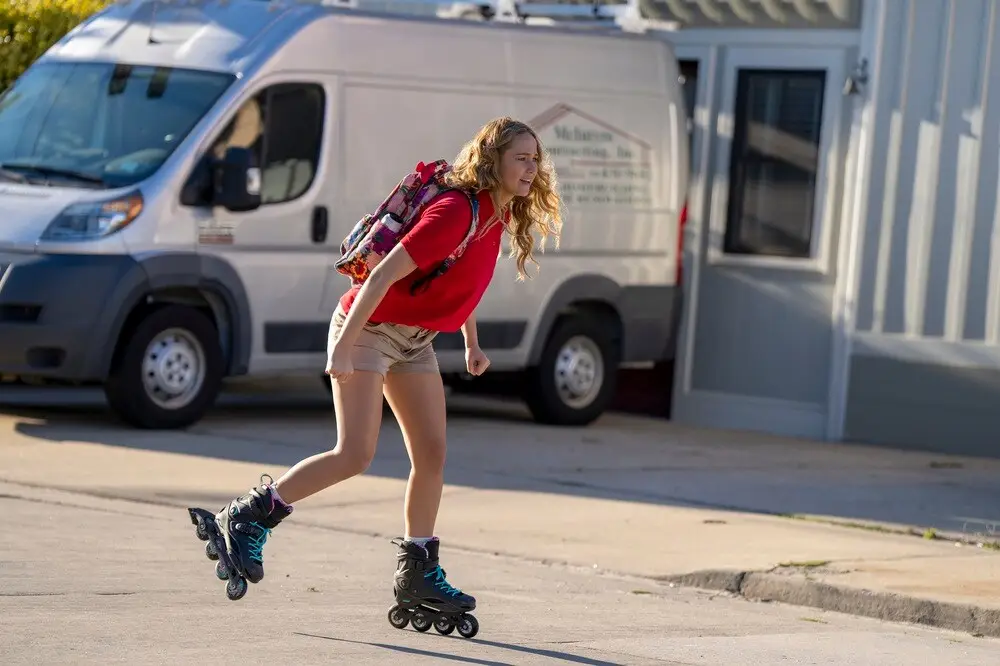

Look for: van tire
[104,305,224,429]
[524,313,619,426]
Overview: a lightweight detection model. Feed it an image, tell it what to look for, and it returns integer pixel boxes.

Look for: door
[671,46,850,439]
[196,78,336,374]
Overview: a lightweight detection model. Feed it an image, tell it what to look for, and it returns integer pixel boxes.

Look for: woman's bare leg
[383,370,476,618]
[382,370,448,538]
[273,371,385,505]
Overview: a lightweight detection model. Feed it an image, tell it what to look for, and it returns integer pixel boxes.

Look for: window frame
[706,47,847,275]
[724,67,828,259]
[186,79,327,209]
[253,81,325,206]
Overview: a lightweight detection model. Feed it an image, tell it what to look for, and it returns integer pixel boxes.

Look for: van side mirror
[213,147,261,212]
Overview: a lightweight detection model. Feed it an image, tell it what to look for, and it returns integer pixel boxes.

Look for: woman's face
[498,132,539,200]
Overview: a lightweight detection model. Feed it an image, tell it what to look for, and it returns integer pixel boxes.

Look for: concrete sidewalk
[2,386,999,638]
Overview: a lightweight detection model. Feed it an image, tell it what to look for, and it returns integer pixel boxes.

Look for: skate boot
[216,475,293,583]
[187,474,292,601]
[386,537,480,639]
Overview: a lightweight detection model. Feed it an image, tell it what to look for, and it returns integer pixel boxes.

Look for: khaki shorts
[328,304,439,377]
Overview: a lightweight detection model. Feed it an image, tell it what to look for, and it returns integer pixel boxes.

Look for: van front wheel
[104,305,224,429]
[524,314,619,426]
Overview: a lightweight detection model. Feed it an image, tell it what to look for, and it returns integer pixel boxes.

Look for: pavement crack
[1,591,140,597]
[0,489,155,518]
[0,481,673,584]
[0,479,677,586]
[468,469,790,514]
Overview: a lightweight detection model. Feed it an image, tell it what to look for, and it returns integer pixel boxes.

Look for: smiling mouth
[520,179,533,185]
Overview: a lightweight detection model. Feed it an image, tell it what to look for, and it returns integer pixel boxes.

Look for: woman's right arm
[333,243,418,352]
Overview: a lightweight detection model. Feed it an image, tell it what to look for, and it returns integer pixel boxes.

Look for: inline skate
[187,474,292,600]
[386,537,479,638]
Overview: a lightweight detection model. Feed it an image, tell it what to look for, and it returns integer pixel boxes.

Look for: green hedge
[1,0,110,92]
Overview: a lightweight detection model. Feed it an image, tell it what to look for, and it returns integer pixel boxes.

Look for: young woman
[206,116,562,621]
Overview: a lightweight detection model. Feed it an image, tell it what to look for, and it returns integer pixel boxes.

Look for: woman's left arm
[461,312,479,350]
[461,312,490,375]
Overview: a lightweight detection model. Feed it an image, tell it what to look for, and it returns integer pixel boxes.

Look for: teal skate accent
[247,522,272,563]
[425,565,463,598]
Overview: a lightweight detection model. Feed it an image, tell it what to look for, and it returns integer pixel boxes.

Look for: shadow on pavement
[294,631,623,666]
[3,384,1000,537]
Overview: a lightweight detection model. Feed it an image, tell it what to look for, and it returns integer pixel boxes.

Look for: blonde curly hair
[445,117,563,280]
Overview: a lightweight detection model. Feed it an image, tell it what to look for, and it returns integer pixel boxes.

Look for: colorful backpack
[334,160,480,295]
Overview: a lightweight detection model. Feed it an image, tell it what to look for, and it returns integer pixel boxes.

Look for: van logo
[198,220,235,245]
[529,103,653,208]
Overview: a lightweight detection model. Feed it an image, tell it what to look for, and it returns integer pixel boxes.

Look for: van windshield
[0,61,235,189]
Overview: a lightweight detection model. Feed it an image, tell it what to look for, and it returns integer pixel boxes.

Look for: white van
[0,0,689,429]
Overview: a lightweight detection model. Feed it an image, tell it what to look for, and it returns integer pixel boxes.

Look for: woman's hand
[465,344,490,376]
[325,342,354,383]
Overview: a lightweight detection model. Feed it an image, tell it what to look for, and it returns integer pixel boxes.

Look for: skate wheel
[411,614,432,632]
[434,618,455,635]
[215,561,229,580]
[387,605,409,630]
[196,521,209,541]
[205,540,219,561]
[456,614,479,639]
[226,577,248,601]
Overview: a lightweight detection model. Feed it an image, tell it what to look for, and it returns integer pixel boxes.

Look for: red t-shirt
[339,189,505,332]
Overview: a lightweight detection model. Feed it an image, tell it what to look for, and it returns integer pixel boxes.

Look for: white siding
[836,0,1000,455]
[853,0,1000,346]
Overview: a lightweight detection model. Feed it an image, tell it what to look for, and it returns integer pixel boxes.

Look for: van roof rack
[111,0,675,33]
[374,0,672,31]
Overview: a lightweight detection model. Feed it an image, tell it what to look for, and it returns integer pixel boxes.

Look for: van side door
[186,78,335,374]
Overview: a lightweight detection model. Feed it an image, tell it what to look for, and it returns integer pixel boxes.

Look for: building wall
[843,0,1000,455]
[664,20,863,441]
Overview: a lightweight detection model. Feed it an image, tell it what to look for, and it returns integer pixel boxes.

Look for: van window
[0,62,234,189]
[205,83,325,205]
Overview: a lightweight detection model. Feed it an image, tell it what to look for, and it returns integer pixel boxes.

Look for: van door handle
[311,206,328,244]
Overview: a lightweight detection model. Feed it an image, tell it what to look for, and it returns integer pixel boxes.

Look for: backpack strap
[409,190,480,296]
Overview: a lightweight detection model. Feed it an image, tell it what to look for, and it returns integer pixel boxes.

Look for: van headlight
[40,191,144,241]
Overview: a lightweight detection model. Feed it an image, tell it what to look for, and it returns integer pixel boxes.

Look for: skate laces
[247,522,271,563]
[425,565,463,598]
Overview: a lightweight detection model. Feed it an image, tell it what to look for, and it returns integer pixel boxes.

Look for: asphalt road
[4,482,998,666]
[2,383,999,664]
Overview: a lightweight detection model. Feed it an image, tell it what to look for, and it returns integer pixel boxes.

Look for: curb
[660,569,1000,638]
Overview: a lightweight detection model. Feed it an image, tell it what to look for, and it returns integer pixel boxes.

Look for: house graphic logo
[528,103,653,208]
